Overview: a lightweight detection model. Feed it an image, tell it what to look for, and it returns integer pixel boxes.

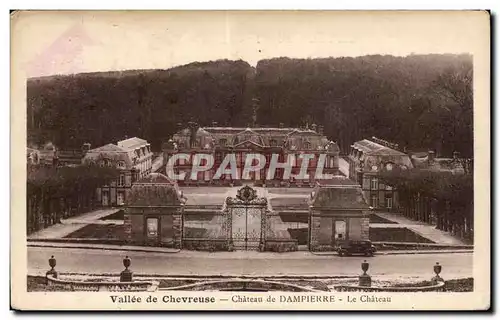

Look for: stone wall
[124,206,183,248]
[309,210,370,252]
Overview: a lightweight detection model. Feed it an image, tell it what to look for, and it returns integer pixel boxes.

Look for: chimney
[428,150,435,163]
[212,121,218,127]
[453,151,460,160]
[279,122,284,128]
[318,125,324,135]
[311,123,317,132]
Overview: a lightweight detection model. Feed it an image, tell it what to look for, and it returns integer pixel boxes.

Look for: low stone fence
[264,239,298,252]
[46,274,159,292]
[182,239,230,251]
[334,281,445,292]
[160,279,322,292]
[40,255,449,292]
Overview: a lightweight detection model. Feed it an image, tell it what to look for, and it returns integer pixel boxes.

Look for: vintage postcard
[11,10,490,311]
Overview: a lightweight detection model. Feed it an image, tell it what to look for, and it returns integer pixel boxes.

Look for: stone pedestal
[120,256,133,282]
[120,269,133,282]
[359,274,372,287]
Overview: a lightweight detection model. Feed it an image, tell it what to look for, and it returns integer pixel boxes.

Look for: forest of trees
[27,54,472,159]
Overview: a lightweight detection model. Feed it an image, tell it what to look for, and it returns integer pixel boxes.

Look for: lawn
[100,210,125,220]
[369,214,398,224]
[287,228,308,245]
[279,212,309,223]
[369,227,434,243]
[65,224,125,239]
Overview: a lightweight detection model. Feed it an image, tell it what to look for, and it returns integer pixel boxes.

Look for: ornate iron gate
[226,186,267,250]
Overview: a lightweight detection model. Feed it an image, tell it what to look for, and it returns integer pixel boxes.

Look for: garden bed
[279,212,308,223]
[65,224,125,240]
[287,228,308,245]
[99,209,125,220]
[369,214,398,224]
[369,227,434,243]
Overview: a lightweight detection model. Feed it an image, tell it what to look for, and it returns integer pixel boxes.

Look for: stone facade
[308,177,371,252]
[124,173,185,248]
[83,137,153,207]
[348,137,413,211]
[162,124,340,187]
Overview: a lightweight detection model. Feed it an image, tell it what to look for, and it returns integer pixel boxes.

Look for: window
[371,195,379,208]
[270,139,278,147]
[215,152,223,163]
[386,196,393,209]
[370,178,379,190]
[303,142,311,150]
[219,139,227,147]
[117,191,125,206]
[146,218,159,238]
[117,161,126,169]
[386,163,393,171]
[335,220,347,241]
[118,174,125,186]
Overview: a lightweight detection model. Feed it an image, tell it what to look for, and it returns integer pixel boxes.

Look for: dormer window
[117,161,126,169]
[101,158,112,167]
[220,139,227,147]
[303,142,311,150]
[270,139,278,147]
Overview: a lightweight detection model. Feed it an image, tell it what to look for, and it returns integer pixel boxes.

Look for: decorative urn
[434,262,442,276]
[49,255,56,269]
[123,256,131,270]
[432,262,444,284]
[46,255,58,279]
[358,260,371,287]
[361,260,370,275]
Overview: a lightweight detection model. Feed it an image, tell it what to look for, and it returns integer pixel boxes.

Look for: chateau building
[162,123,341,187]
[83,137,153,206]
[347,137,414,210]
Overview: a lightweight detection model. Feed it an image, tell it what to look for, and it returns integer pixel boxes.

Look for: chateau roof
[88,143,127,153]
[202,127,319,136]
[117,137,149,150]
[136,172,175,184]
[127,173,183,207]
[353,139,406,156]
[310,177,370,209]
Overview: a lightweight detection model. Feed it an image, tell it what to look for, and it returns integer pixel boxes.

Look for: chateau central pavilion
[162,123,341,187]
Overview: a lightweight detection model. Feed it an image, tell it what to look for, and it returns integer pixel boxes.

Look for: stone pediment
[233,139,265,149]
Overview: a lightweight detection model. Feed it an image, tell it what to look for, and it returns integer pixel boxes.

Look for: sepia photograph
[10,10,490,311]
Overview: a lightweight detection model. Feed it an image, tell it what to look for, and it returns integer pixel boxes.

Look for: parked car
[335,240,376,257]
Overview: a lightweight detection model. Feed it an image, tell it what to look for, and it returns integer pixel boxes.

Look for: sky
[11,11,489,78]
